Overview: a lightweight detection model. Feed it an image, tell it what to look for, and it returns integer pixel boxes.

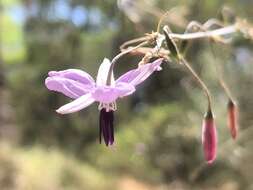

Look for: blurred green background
[0,0,252,189]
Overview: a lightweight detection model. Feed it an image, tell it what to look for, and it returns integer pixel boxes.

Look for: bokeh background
[0,0,252,189]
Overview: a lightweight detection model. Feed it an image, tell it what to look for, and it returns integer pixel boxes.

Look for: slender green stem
[106,41,148,85]
[180,57,212,110]
[210,44,234,101]
[219,75,234,100]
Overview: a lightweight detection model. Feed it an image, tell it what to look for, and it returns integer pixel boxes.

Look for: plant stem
[120,36,149,51]
[168,25,237,40]
[180,57,212,110]
[209,44,234,101]
[106,41,148,85]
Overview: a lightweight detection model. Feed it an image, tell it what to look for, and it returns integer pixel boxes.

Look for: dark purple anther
[99,109,114,146]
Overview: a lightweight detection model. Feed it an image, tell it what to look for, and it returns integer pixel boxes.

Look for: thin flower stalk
[163,25,213,110]
[107,41,148,85]
[120,36,151,51]
[209,44,239,140]
[180,57,212,110]
[210,45,234,100]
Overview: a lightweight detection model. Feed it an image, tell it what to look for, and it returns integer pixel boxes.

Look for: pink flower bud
[202,109,217,165]
[227,100,238,140]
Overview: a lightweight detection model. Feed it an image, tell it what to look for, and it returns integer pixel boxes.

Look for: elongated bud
[202,109,217,165]
[227,99,238,140]
[163,26,180,60]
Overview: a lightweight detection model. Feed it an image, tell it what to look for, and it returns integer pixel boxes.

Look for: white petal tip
[56,108,67,114]
[156,66,162,71]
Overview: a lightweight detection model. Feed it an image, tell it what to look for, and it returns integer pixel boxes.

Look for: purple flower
[45,58,163,146]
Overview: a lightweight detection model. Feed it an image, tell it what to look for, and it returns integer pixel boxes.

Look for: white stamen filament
[98,102,117,112]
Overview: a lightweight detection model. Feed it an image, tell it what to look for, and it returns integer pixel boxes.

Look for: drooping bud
[99,109,114,146]
[202,109,217,164]
[227,99,238,140]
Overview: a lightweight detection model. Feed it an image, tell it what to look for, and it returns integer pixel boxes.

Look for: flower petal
[48,69,95,85]
[56,93,95,114]
[115,82,136,97]
[45,76,94,99]
[96,58,115,86]
[116,58,163,86]
[92,82,135,103]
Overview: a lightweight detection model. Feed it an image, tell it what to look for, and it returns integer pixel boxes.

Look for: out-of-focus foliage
[0,0,252,190]
[1,14,26,62]
[0,143,112,190]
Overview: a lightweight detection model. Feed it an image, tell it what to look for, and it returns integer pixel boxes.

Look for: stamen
[98,102,117,111]
[99,108,114,146]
